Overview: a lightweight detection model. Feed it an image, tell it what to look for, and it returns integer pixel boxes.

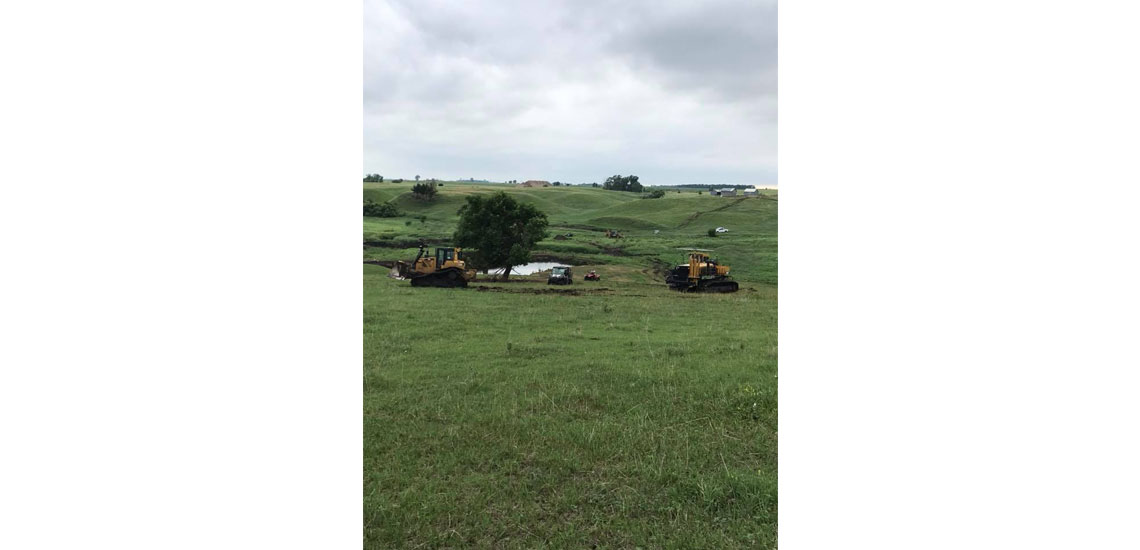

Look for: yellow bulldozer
[393,243,477,288]
[664,249,739,293]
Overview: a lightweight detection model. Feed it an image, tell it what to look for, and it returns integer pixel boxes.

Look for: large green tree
[603,174,643,192]
[411,181,437,201]
[453,192,549,280]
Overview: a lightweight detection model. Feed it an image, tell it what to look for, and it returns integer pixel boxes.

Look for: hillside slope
[364,181,778,285]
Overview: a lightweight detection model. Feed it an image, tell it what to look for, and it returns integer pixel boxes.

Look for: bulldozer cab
[435,247,456,265]
[428,247,468,270]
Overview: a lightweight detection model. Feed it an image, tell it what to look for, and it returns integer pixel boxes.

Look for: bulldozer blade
[390,260,415,279]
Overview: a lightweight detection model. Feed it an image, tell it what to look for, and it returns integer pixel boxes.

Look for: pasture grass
[364,181,777,548]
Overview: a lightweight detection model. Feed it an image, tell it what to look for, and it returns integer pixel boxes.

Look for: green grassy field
[364,181,777,548]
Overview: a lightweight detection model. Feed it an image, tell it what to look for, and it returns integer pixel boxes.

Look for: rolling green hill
[364,181,778,285]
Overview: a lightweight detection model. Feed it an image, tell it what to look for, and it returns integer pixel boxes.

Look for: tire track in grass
[676,198,747,228]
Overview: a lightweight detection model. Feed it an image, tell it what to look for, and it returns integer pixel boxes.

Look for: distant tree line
[664,184,761,190]
[363,174,383,182]
[708,184,759,190]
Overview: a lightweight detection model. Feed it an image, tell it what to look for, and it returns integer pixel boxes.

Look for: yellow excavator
[665,249,739,292]
[394,243,477,287]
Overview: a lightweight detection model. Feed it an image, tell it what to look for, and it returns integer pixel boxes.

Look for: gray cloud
[612,2,778,101]
[364,0,777,185]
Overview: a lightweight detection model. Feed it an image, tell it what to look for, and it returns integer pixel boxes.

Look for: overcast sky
[364,0,777,185]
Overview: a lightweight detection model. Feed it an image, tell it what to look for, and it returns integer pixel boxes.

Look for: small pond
[483,262,566,276]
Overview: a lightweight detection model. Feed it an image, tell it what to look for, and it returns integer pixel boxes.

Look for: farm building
[718,188,737,197]
[743,188,758,197]
[519,180,551,188]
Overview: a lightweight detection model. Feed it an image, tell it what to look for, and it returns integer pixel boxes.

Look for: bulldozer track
[409,267,468,288]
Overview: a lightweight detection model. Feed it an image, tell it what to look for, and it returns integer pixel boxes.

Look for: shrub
[642,189,665,199]
[708,228,717,237]
[363,200,400,217]
[363,174,383,182]
[392,178,404,183]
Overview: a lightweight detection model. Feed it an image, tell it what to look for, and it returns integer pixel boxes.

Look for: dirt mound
[588,241,629,256]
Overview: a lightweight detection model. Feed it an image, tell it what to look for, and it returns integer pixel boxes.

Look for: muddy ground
[471,285,616,296]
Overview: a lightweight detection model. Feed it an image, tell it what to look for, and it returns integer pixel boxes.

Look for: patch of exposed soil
[472,276,541,283]
[557,223,607,232]
[529,253,591,265]
[647,258,674,278]
[472,286,614,296]
[588,241,629,256]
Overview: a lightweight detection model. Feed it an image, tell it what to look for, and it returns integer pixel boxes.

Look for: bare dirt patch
[528,253,592,265]
[472,286,614,296]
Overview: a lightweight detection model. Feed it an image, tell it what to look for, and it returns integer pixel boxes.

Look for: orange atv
[584,270,600,281]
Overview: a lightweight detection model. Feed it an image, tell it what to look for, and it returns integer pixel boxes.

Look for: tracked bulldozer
[665,249,739,293]
[393,243,476,288]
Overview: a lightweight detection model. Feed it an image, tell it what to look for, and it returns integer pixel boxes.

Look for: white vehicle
[715,227,728,233]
